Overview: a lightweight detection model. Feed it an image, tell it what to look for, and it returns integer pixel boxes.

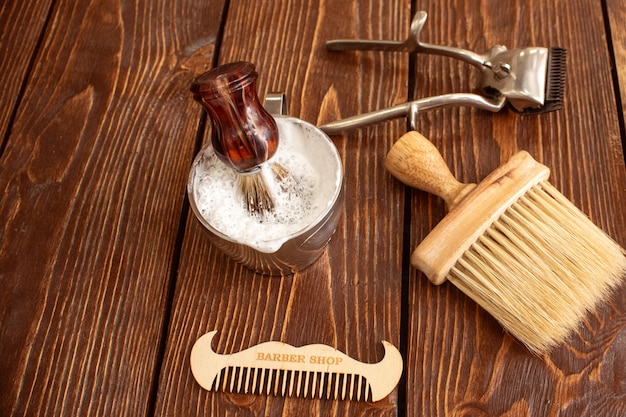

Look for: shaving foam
[191,117,342,253]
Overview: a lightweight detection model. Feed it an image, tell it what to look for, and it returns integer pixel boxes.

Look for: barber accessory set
[186,11,625,402]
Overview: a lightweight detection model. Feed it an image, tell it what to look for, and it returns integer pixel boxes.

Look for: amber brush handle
[191,61,278,172]
[384,131,475,208]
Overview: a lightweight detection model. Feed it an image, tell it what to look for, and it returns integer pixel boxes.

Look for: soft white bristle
[237,162,300,217]
[237,172,274,215]
[448,181,626,354]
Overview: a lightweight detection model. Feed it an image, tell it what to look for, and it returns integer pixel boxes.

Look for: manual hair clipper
[326,11,566,114]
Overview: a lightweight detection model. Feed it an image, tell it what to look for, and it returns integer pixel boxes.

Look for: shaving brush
[191,61,293,215]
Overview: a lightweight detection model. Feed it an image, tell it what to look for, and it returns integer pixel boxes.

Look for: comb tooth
[244,367,251,394]
[231,367,237,392]
[341,373,347,400]
[317,372,323,399]
[212,368,222,391]
[326,373,333,400]
[327,373,333,399]
[266,369,273,395]
[244,367,251,393]
[276,370,282,396]
[226,367,233,392]
[311,372,317,398]
[221,367,230,392]
[251,367,256,393]
[221,367,229,392]
[282,370,290,396]
[284,370,290,396]
[356,375,363,401]
[259,368,266,395]
[236,367,244,392]
[288,370,296,397]
[221,367,229,391]
[315,372,324,398]
[333,373,339,400]
[274,370,280,396]
[349,374,356,400]
[250,368,256,394]
[304,371,311,398]
[237,367,244,392]
[310,371,315,397]
[272,370,278,396]
[308,372,314,398]
[229,367,236,392]
[274,370,282,396]
[297,371,304,397]
[317,372,322,399]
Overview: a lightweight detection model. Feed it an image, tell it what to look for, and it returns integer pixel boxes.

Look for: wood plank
[607,0,626,128]
[0,0,225,415]
[406,1,626,417]
[0,1,54,146]
[154,0,410,415]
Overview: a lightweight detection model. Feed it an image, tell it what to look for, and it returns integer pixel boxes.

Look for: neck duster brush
[191,61,294,216]
[385,131,626,353]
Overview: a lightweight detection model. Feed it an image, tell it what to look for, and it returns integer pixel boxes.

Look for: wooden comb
[190,331,403,402]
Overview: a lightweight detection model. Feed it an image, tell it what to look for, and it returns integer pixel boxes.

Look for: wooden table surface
[1,0,625,416]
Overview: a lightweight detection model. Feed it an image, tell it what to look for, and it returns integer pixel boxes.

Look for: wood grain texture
[153,0,410,416]
[0,1,54,146]
[607,0,626,128]
[406,1,626,417]
[1,0,624,416]
[0,0,225,415]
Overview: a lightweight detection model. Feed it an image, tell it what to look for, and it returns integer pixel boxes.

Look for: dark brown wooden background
[1,0,624,416]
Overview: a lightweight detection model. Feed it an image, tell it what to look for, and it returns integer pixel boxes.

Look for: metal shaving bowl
[188,116,344,275]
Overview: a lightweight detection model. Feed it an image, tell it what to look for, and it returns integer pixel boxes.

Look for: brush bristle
[238,172,275,215]
[237,163,299,216]
[447,181,626,353]
[272,162,300,193]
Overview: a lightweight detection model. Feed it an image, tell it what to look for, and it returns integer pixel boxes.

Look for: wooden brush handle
[384,131,475,208]
[386,130,551,285]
